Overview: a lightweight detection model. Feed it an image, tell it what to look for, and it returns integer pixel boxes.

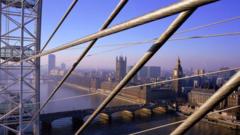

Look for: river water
[35,82,240,135]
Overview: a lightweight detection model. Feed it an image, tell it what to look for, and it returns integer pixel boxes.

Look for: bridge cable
[171,71,240,135]
[0,0,237,133]
[52,14,240,51]
[20,7,240,135]
[75,9,198,135]
[15,0,217,63]
[2,66,236,131]
[22,0,129,131]
[40,0,79,52]
[27,92,99,106]
[129,105,240,135]
[1,67,239,107]
[124,66,240,90]
[83,31,240,57]
[10,66,240,106]
[2,30,239,66]
[175,15,240,35]
[3,0,238,129]
[7,66,238,119]
[3,14,240,66]
[25,14,240,60]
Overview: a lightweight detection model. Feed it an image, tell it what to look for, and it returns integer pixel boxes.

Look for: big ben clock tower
[172,57,184,96]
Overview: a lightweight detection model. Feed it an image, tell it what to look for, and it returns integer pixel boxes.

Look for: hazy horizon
[39,0,240,71]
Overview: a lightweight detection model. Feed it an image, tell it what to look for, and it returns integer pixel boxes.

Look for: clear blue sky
[41,0,240,71]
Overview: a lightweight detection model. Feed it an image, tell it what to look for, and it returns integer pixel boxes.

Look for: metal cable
[19,0,217,62]
[27,12,240,57]
[83,31,240,56]
[0,0,229,132]
[58,14,240,51]
[5,30,236,66]
[124,66,240,90]
[22,0,129,131]
[171,70,240,135]
[75,9,198,135]
[40,0,79,52]
[25,92,99,106]
[3,14,240,65]
[172,32,240,41]
[175,15,240,35]
[0,63,235,133]
[129,105,240,135]
[1,66,236,107]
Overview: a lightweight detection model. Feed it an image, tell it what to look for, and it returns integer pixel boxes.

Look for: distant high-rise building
[115,56,127,81]
[48,54,56,74]
[193,69,205,88]
[61,63,67,71]
[148,66,161,79]
[172,57,184,96]
[195,69,205,76]
[137,66,161,81]
[138,66,148,81]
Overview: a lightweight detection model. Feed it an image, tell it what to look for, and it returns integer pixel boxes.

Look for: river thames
[39,82,239,135]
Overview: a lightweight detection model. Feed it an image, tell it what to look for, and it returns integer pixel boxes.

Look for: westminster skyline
[40,0,240,70]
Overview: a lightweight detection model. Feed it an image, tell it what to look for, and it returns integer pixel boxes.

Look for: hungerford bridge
[0,0,240,135]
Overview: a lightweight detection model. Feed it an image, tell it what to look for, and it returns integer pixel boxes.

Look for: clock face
[174,70,178,76]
